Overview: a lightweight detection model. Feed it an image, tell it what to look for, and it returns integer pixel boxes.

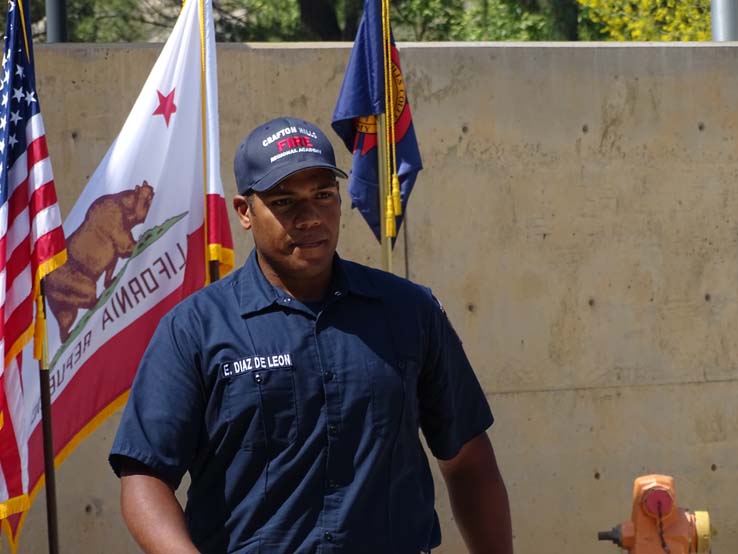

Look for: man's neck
[256,255,333,302]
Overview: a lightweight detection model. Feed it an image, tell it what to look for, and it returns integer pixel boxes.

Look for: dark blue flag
[332,0,422,242]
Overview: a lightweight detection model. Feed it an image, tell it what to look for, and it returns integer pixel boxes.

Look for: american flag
[0,0,66,519]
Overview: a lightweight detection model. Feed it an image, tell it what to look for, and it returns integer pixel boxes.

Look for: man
[109,116,512,554]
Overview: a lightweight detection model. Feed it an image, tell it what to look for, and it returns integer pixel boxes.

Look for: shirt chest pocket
[225,367,298,451]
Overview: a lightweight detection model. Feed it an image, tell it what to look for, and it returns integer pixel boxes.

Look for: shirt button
[327,424,337,436]
[254,373,263,384]
[324,532,333,542]
[334,291,342,297]
[324,371,335,382]
[284,297,292,303]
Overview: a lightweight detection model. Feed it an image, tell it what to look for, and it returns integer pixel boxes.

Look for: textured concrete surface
[2,43,737,553]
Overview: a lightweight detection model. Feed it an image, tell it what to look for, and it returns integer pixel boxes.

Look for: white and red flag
[0,0,67,532]
[1,0,233,547]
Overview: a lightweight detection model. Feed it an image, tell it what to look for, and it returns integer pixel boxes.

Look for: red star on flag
[153,88,177,126]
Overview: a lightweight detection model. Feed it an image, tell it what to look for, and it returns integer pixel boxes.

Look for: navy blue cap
[234,116,348,195]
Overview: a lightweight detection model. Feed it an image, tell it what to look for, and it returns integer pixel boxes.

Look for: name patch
[221,353,293,377]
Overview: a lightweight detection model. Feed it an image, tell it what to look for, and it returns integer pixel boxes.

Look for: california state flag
[2,0,233,547]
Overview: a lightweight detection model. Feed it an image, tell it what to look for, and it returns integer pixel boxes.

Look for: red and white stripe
[0,113,64,367]
[0,112,65,518]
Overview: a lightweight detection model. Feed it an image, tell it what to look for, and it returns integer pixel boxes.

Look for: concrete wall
[3,42,737,553]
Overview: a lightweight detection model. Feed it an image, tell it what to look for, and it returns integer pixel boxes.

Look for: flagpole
[38,281,61,554]
[199,0,222,285]
[196,0,212,286]
[378,0,397,274]
[209,261,219,282]
[377,113,393,272]
[44,0,67,43]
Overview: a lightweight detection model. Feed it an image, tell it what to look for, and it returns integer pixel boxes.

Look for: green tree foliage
[454,0,556,41]
[23,0,646,43]
[389,0,581,41]
[26,0,302,42]
[28,0,148,41]
[576,0,711,41]
[69,0,148,41]
[389,0,466,41]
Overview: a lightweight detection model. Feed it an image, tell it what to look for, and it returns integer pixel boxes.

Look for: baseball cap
[234,116,348,195]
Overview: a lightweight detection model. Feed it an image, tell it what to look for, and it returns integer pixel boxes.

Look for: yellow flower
[577,0,710,41]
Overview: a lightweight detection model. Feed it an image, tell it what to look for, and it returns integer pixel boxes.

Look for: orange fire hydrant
[598,475,711,553]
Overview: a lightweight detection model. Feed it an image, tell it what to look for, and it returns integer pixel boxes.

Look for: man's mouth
[291,238,327,249]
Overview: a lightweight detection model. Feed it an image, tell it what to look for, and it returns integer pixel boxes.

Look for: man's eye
[316,190,336,200]
[271,198,292,207]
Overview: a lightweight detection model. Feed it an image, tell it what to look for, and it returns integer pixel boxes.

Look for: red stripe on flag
[206,194,234,250]
[0,373,25,503]
[0,235,7,274]
[29,180,59,221]
[31,227,66,273]
[4,295,33,348]
[46,288,184,450]
[5,136,51,223]
[5,235,30,285]
[7,179,29,223]
[26,135,49,169]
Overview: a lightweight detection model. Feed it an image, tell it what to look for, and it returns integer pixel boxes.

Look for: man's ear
[233,195,252,230]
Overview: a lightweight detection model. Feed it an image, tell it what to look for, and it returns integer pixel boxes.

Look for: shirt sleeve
[108,309,205,488]
[417,292,494,460]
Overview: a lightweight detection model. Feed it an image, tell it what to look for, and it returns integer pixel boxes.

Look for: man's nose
[294,200,321,228]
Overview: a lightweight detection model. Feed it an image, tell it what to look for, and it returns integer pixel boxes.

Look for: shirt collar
[332,255,381,300]
[234,250,282,315]
[235,249,381,315]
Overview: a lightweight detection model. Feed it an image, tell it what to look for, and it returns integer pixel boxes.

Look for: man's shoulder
[339,258,435,306]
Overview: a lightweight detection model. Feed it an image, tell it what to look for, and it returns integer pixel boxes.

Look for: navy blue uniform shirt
[110,250,493,554]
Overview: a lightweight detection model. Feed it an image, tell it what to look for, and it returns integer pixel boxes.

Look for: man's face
[234,167,341,282]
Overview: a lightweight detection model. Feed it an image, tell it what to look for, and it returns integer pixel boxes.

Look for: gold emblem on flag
[356,60,407,134]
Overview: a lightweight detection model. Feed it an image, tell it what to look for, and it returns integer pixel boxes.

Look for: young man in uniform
[110,116,513,554]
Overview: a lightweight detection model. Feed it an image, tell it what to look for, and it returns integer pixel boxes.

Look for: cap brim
[246,161,348,194]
